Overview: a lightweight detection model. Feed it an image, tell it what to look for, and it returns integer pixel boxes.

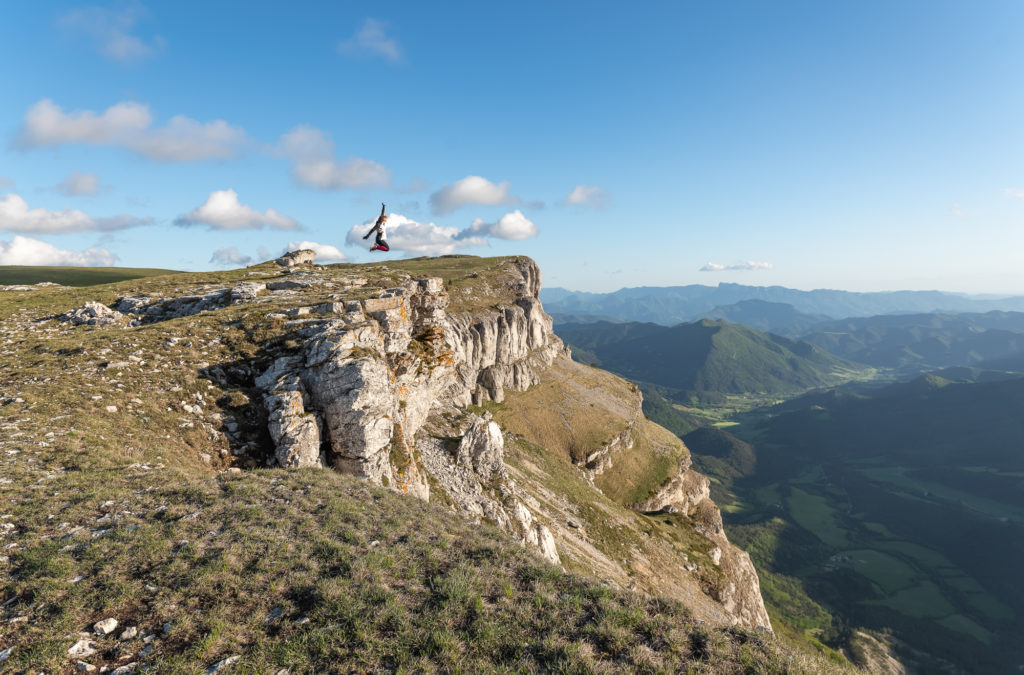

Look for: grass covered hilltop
[0,256,848,673]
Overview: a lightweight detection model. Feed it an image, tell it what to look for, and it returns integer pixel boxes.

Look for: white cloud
[1004,188,1024,199]
[462,210,538,240]
[15,99,246,162]
[951,203,966,218]
[283,241,347,263]
[346,213,489,256]
[429,176,520,215]
[56,172,103,196]
[564,184,608,208]
[0,193,150,234]
[175,189,301,231]
[209,247,253,266]
[279,125,391,190]
[0,235,116,266]
[338,19,402,63]
[58,4,162,63]
[700,261,774,272]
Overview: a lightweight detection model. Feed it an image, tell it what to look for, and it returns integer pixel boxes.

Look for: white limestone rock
[456,417,507,482]
[93,617,118,635]
[62,301,127,327]
[276,249,316,267]
[67,638,98,658]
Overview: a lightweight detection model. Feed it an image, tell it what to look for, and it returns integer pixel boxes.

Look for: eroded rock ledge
[251,260,564,564]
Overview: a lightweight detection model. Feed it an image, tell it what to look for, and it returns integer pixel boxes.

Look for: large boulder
[61,301,127,327]
[276,249,316,267]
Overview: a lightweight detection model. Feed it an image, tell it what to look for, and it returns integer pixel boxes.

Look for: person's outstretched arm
[363,203,387,239]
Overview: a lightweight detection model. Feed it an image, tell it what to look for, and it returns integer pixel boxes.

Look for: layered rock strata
[253,265,562,563]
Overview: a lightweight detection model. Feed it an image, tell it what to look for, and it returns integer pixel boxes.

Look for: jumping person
[363,203,390,252]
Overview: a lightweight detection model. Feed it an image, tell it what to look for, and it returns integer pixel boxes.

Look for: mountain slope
[0,255,846,672]
[558,318,870,400]
[700,299,829,336]
[799,311,1024,372]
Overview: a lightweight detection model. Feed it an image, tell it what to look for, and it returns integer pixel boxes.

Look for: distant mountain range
[546,283,1024,376]
[542,283,1024,325]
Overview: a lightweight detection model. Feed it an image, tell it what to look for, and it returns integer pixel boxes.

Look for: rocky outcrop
[416,413,560,565]
[276,249,316,267]
[250,261,566,564]
[61,301,128,327]
[632,464,711,514]
[631,459,771,630]
[113,281,267,322]
[445,260,568,406]
[254,278,455,501]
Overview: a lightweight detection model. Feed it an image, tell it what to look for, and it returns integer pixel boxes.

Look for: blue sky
[2,1,1024,294]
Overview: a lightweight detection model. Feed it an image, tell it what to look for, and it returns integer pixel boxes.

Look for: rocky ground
[0,254,850,673]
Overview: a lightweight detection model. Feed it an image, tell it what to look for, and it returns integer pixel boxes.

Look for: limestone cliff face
[444,260,567,406]
[253,261,563,564]
[245,256,767,629]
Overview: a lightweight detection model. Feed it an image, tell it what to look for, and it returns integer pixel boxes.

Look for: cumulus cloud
[700,261,774,272]
[0,235,116,266]
[175,189,300,231]
[283,241,347,263]
[279,125,391,190]
[338,18,402,63]
[346,213,489,256]
[564,184,608,208]
[56,171,104,196]
[461,210,538,240]
[429,176,520,215]
[58,4,162,63]
[209,247,253,266]
[0,193,150,234]
[15,99,246,162]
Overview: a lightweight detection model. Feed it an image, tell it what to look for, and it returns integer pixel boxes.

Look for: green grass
[832,550,917,595]
[870,581,956,619]
[0,255,857,673]
[937,614,993,644]
[0,265,179,286]
[785,488,850,549]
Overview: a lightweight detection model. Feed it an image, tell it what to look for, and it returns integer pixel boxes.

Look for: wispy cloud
[14,99,247,162]
[0,193,150,234]
[175,189,301,231]
[283,241,347,263]
[700,261,773,272]
[58,3,163,63]
[0,177,12,189]
[429,176,520,215]
[278,125,391,190]
[56,172,104,196]
[209,247,253,266]
[1003,188,1024,199]
[0,235,116,266]
[563,184,608,209]
[338,19,402,63]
